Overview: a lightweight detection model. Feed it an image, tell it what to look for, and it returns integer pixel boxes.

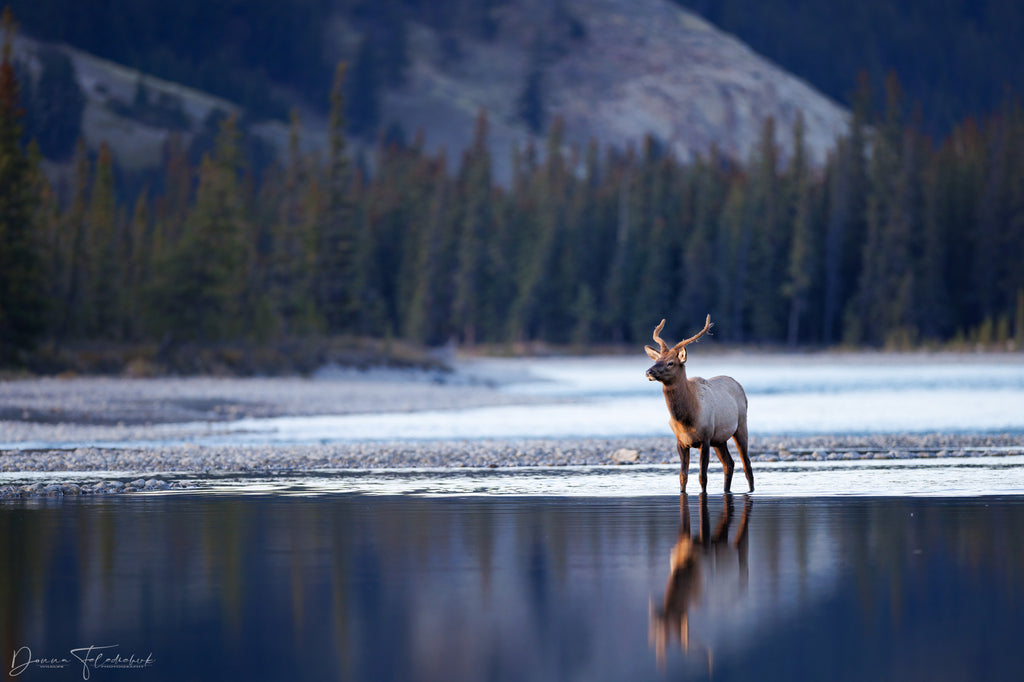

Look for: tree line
[3,41,1024,364]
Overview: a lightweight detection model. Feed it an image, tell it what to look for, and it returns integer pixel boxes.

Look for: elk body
[644,316,754,493]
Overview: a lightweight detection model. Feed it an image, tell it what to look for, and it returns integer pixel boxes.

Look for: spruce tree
[316,63,358,333]
[746,117,786,341]
[602,153,637,343]
[508,117,565,341]
[452,109,493,345]
[85,142,118,337]
[783,113,815,346]
[824,72,871,344]
[29,140,61,335]
[124,190,150,339]
[268,110,318,336]
[403,153,451,344]
[718,176,749,340]
[852,73,913,345]
[0,8,45,360]
[154,113,249,341]
[685,152,727,333]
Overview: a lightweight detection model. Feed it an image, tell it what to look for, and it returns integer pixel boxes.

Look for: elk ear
[677,347,688,364]
[644,345,660,360]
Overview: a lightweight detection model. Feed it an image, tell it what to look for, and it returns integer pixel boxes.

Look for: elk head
[644,315,712,384]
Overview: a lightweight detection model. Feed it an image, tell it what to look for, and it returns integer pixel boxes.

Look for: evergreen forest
[2,22,1024,368]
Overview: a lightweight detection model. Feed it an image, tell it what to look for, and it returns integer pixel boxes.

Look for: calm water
[3,492,1023,681]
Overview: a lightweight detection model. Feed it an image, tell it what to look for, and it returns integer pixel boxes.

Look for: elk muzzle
[646,363,669,383]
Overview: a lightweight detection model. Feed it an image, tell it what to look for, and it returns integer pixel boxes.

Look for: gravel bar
[4,433,1024,499]
[4,370,1024,498]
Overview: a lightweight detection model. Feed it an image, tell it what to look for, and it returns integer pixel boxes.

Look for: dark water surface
[3,493,1023,681]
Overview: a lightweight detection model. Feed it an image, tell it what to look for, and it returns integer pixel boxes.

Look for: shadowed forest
[2,6,1024,369]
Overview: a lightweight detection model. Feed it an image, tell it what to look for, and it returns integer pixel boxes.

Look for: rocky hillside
[13,0,849,182]
[386,0,848,180]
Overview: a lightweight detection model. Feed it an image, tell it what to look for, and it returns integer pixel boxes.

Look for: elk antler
[652,319,669,353]
[672,315,713,362]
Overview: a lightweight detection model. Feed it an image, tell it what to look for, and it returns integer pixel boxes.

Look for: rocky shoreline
[4,432,1023,499]
[3,364,1024,499]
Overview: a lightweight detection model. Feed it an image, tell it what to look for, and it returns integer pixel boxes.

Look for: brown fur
[644,316,754,493]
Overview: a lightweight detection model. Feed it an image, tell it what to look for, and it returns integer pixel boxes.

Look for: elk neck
[661,368,701,427]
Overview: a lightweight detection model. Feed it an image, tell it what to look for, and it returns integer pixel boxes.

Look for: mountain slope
[383,0,848,181]
[14,0,849,180]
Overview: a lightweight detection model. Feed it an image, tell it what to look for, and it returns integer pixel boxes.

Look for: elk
[644,316,754,493]
[650,493,752,668]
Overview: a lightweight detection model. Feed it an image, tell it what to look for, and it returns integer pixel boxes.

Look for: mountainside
[12,0,848,181]
[385,0,848,180]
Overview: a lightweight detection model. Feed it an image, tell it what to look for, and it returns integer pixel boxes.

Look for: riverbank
[4,432,1024,498]
[3,356,1024,497]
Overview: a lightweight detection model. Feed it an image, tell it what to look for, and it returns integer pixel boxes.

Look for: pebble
[611,448,639,464]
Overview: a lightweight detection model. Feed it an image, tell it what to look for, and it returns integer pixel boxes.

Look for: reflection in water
[650,494,751,669]
[2,494,1024,681]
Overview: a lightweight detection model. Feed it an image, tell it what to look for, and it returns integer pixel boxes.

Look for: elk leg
[733,430,754,492]
[676,442,690,492]
[713,443,735,493]
[698,442,710,493]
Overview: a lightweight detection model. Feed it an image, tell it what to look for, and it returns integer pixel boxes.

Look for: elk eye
[666,361,674,367]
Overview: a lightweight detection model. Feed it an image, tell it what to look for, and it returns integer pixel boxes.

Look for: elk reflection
[650,493,752,668]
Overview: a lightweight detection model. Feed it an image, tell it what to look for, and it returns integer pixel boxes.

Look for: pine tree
[631,139,682,342]
[507,116,566,341]
[403,152,452,344]
[156,133,192,245]
[124,189,150,339]
[687,148,732,337]
[783,113,815,346]
[452,109,493,345]
[602,151,638,342]
[153,113,249,341]
[85,142,119,337]
[824,72,871,344]
[745,117,788,341]
[678,162,709,326]
[316,63,358,333]
[268,110,318,335]
[852,73,916,345]
[0,9,45,360]
[29,140,61,335]
[564,139,605,342]
[718,175,748,340]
